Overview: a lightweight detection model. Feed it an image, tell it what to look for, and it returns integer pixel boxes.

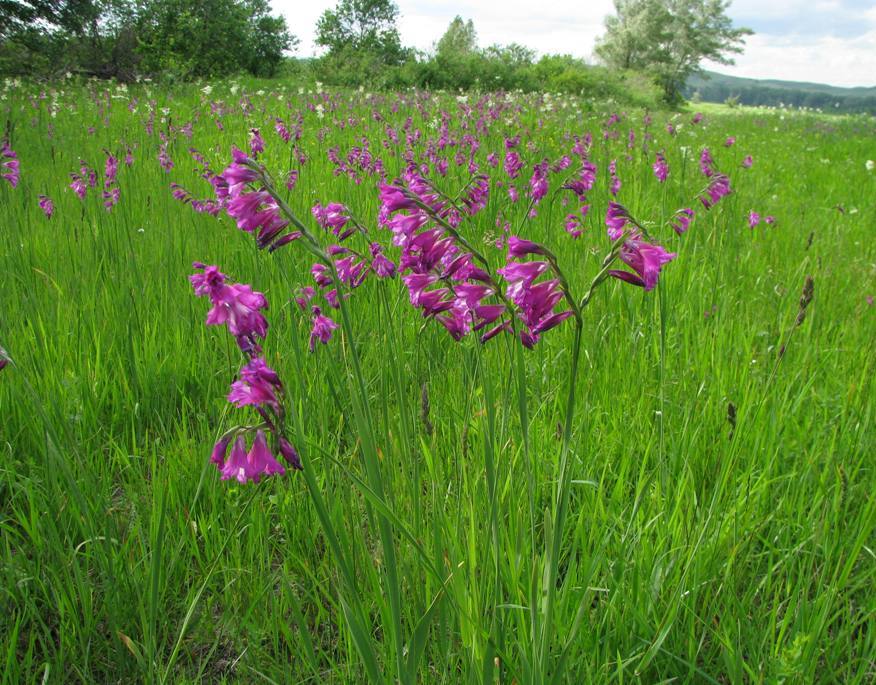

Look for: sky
[275,0,876,88]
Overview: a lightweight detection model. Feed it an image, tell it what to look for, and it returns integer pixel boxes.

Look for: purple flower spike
[1,140,20,188]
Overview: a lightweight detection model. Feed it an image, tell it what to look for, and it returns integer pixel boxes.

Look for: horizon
[274,0,876,89]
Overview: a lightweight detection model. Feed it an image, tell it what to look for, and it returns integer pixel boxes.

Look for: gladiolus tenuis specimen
[190,263,300,479]
[1,140,20,188]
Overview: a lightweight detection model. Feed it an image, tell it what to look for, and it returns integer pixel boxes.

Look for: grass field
[1,78,875,683]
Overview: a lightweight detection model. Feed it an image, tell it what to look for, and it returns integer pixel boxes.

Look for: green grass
[1,78,875,683]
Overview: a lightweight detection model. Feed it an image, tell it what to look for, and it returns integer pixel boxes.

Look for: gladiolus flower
[228,357,283,410]
[309,307,339,351]
[610,236,676,291]
[38,195,54,218]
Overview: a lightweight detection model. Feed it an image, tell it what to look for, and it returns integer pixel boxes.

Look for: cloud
[707,30,876,87]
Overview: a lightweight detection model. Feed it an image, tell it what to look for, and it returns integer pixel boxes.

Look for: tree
[435,15,476,58]
[595,0,751,102]
[136,0,295,78]
[315,0,404,63]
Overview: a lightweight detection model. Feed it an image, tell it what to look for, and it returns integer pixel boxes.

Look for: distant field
[1,78,875,683]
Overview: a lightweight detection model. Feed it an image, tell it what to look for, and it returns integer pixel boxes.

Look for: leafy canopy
[595,0,752,102]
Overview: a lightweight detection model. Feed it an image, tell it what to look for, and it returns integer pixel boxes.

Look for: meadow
[1,78,875,683]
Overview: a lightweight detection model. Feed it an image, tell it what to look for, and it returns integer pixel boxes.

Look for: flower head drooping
[218,432,286,484]
[670,208,695,235]
[606,201,632,241]
[1,140,19,188]
[700,174,732,210]
[609,236,676,291]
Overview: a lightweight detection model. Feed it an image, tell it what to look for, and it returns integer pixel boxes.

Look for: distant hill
[683,70,876,114]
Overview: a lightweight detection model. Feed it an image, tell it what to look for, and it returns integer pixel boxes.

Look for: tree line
[1,0,750,105]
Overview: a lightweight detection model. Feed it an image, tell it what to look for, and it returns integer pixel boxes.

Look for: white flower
[866,160,875,172]
[201,85,213,96]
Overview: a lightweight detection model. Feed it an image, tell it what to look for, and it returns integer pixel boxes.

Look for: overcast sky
[274,0,876,88]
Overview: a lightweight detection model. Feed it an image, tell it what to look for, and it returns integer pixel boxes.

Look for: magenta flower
[605,201,631,241]
[652,152,668,183]
[190,263,268,352]
[507,236,546,257]
[742,155,754,168]
[69,174,87,200]
[504,150,523,179]
[249,128,265,157]
[228,357,283,410]
[670,208,695,235]
[724,136,736,147]
[219,433,285,484]
[700,174,732,209]
[529,161,549,202]
[748,211,761,228]
[309,307,339,351]
[369,243,397,278]
[610,236,676,291]
[609,159,621,196]
[312,202,354,240]
[0,140,19,188]
[700,148,715,177]
[38,195,54,218]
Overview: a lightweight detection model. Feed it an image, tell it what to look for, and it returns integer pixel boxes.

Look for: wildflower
[312,202,354,240]
[38,195,54,218]
[228,357,283,410]
[742,155,754,168]
[748,211,761,228]
[764,215,776,225]
[866,160,875,172]
[507,236,546,257]
[700,148,715,177]
[605,201,631,240]
[249,128,265,157]
[652,152,668,183]
[69,174,87,199]
[220,432,285,484]
[609,159,621,196]
[369,243,396,278]
[724,136,736,147]
[190,263,268,352]
[504,150,523,179]
[670,208,695,235]
[309,306,339,351]
[609,236,676,291]
[699,174,732,209]
[0,140,18,187]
